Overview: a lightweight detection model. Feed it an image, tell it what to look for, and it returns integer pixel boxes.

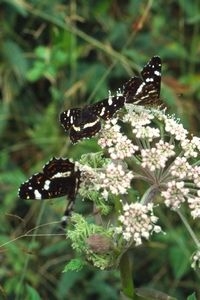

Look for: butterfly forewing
[124,56,162,106]
[91,95,125,120]
[18,157,80,200]
[141,56,161,91]
[60,108,82,131]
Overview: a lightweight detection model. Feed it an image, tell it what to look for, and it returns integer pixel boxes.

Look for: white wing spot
[136,82,145,95]
[52,171,71,178]
[100,107,105,116]
[108,96,113,106]
[83,119,99,129]
[154,70,161,76]
[34,190,42,199]
[44,179,51,190]
[146,77,154,82]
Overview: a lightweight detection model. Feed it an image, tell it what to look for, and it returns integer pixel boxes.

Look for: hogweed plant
[64,104,200,299]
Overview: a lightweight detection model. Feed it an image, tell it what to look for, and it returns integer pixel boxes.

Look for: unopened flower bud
[86,234,112,253]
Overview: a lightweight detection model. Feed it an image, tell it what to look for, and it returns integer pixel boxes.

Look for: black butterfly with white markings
[18,157,81,226]
[59,91,125,143]
[60,56,162,143]
[123,56,162,106]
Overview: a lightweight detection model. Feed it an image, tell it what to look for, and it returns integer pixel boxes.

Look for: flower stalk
[119,251,135,299]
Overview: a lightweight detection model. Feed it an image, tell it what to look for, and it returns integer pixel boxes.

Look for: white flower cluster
[169,157,191,179]
[116,202,161,245]
[97,161,134,197]
[188,191,200,218]
[98,119,138,160]
[133,126,160,141]
[77,160,134,199]
[181,137,200,158]
[98,106,200,221]
[123,109,154,127]
[141,141,175,171]
[161,180,189,209]
[80,105,200,249]
[164,117,188,141]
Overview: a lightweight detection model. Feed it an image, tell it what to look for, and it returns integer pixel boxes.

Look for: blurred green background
[1,0,200,299]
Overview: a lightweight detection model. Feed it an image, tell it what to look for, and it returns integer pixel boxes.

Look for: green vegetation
[1,1,200,299]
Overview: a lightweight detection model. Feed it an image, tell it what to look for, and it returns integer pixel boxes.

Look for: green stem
[119,251,135,299]
[140,185,158,205]
[177,209,200,248]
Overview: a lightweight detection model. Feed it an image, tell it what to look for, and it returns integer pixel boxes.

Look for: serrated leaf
[63,258,85,272]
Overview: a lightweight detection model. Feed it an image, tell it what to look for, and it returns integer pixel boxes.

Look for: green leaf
[2,40,28,80]
[63,258,85,272]
[187,292,197,300]
[25,285,42,300]
[169,245,190,279]
[3,0,28,16]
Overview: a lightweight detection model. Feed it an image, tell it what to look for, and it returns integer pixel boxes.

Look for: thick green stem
[119,252,147,299]
[119,251,135,299]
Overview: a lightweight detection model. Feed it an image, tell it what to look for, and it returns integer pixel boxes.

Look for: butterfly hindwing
[59,94,125,143]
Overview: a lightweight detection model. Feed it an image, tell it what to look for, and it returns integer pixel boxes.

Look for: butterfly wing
[124,56,162,106]
[18,158,80,200]
[68,94,125,143]
[91,95,125,120]
[59,108,81,131]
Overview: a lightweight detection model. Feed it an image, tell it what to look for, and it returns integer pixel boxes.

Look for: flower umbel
[116,202,161,246]
[96,161,134,196]
[67,104,200,271]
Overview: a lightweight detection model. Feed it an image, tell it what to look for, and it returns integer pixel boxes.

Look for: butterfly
[18,157,81,226]
[60,56,162,143]
[59,91,125,143]
[123,56,162,106]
